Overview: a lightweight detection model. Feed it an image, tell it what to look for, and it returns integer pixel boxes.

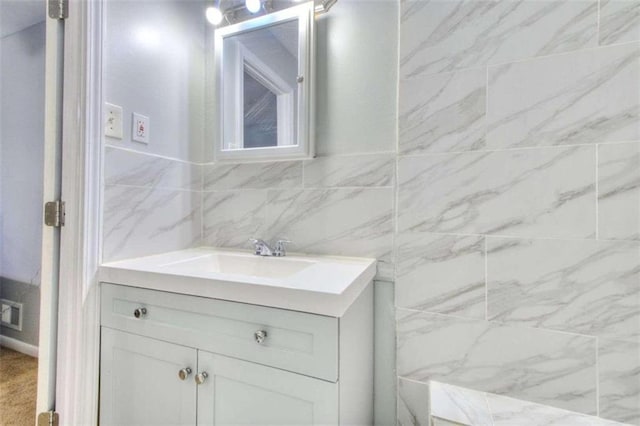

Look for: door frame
[36,0,104,423]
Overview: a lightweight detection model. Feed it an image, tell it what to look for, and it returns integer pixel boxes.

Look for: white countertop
[99,247,377,317]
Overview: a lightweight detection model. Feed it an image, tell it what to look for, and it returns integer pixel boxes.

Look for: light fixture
[245,0,261,14]
[206,6,223,25]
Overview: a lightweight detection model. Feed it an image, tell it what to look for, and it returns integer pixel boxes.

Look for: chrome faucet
[249,239,291,257]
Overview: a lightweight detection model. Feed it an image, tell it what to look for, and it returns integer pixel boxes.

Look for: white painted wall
[103,0,206,162]
[0,20,46,285]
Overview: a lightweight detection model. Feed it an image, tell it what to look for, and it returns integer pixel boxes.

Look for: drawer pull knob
[195,372,208,385]
[254,330,268,344]
[133,307,147,318]
[178,367,192,380]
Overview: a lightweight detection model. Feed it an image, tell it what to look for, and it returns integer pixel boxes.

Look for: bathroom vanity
[98,248,375,425]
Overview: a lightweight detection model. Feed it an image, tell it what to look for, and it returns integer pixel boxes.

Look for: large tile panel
[486,43,640,149]
[396,233,485,319]
[396,309,597,414]
[599,338,640,425]
[102,185,201,262]
[398,146,596,238]
[302,154,395,188]
[399,69,486,154]
[202,190,267,249]
[487,237,640,342]
[598,142,640,241]
[202,161,302,191]
[599,0,640,46]
[400,0,597,78]
[264,188,394,266]
[104,146,201,190]
[397,378,431,426]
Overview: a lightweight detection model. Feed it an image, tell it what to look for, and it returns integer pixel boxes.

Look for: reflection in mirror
[215,2,314,162]
[223,19,298,150]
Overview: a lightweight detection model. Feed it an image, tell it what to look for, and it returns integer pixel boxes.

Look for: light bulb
[206,6,223,25]
[245,0,261,13]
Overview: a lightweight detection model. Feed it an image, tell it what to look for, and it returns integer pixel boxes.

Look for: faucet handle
[273,239,291,257]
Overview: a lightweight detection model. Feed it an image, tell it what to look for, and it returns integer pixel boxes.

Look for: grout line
[484,236,488,321]
[104,144,199,165]
[595,336,600,417]
[596,145,600,240]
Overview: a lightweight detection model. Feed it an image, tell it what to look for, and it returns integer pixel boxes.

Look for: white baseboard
[0,334,39,358]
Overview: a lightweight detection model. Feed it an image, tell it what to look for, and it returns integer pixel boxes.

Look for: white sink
[160,253,316,279]
[99,247,377,316]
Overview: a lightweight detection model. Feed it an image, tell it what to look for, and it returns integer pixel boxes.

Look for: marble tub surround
[396,308,597,414]
[398,380,631,426]
[396,233,485,319]
[398,69,486,155]
[399,0,598,79]
[599,339,640,425]
[598,142,640,241]
[486,43,640,150]
[599,0,640,46]
[397,146,596,238]
[487,237,640,342]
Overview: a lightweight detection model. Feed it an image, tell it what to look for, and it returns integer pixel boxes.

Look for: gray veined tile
[102,185,201,262]
[396,309,597,415]
[429,381,493,426]
[487,237,640,342]
[400,0,597,78]
[264,188,394,263]
[202,161,302,190]
[397,146,596,239]
[202,190,267,249]
[598,142,640,241]
[104,145,201,190]
[399,69,486,155]
[487,43,640,149]
[599,338,640,425]
[302,153,395,188]
[599,0,640,46]
[397,378,430,426]
[396,233,485,319]
[486,392,627,426]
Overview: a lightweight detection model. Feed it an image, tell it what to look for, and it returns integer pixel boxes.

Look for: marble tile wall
[397,0,640,424]
[102,146,202,262]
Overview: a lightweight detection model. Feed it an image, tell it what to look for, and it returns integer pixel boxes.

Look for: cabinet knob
[178,367,192,381]
[133,307,147,318]
[195,372,208,385]
[254,330,268,344]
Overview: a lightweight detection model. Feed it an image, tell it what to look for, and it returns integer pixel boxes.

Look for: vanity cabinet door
[196,350,338,425]
[100,327,197,426]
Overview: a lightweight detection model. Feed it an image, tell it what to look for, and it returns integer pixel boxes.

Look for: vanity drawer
[101,283,338,382]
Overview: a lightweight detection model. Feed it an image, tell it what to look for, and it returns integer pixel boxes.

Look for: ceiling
[1,0,46,39]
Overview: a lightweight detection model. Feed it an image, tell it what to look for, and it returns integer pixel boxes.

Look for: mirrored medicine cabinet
[214,2,315,162]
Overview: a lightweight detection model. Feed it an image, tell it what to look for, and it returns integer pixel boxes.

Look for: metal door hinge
[44,201,65,227]
[48,0,68,20]
[37,411,59,426]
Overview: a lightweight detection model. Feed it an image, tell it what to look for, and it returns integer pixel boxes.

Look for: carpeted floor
[0,346,38,425]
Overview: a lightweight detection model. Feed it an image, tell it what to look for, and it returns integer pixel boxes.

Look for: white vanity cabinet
[99,282,373,425]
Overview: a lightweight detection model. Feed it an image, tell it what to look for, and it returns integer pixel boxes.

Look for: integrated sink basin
[99,247,377,316]
[160,252,316,279]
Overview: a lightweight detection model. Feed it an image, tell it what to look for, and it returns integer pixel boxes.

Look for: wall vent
[0,299,23,331]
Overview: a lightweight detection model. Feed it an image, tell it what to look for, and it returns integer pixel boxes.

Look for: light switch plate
[104,103,123,139]
[132,112,150,144]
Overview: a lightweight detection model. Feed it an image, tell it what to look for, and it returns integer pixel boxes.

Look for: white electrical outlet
[132,112,150,144]
[105,103,123,139]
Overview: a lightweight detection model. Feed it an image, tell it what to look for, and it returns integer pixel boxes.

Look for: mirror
[214,2,315,162]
